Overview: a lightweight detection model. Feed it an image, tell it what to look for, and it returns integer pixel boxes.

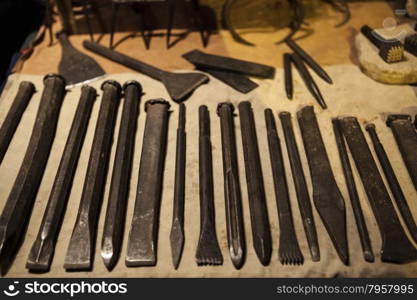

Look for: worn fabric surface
[0,67,416,278]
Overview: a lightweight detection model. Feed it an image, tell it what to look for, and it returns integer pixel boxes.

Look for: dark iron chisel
[386,115,417,192]
[291,53,327,109]
[196,66,258,94]
[283,53,293,100]
[101,81,142,270]
[64,80,121,270]
[196,105,223,266]
[126,100,170,267]
[183,49,276,79]
[170,103,186,269]
[238,101,272,266]
[217,102,245,269]
[366,123,417,244]
[265,109,303,265]
[83,40,208,102]
[332,119,374,263]
[360,25,404,63]
[340,117,417,264]
[297,106,348,264]
[279,111,320,262]
[0,74,66,274]
[404,34,417,57]
[0,81,36,165]
[26,85,96,272]
[286,39,333,84]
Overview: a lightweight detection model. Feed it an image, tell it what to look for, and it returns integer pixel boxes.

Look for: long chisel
[279,111,320,262]
[297,106,348,264]
[366,123,417,244]
[64,80,121,270]
[238,101,272,266]
[332,119,374,263]
[386,115,417,192]
[26,85,96,272]
[126,100,170,267]
[340,117,417,264]
[217,102,245,269]
[101,81,142,270]
[0,74,66,274]
[0,81,36,165]
[265,109,303,265]
[170,103,186,269]
[196,105,223,266]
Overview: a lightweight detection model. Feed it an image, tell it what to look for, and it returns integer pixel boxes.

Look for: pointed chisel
[170,103,186,269]
[26,85,96,272]
[297,106,348,264]
[101,81,142,270]
[64,80,121,270]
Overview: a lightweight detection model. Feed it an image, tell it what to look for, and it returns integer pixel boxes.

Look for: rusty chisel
[0,74,66,274]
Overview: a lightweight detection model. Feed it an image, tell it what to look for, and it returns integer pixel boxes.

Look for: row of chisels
[0,76,417,274]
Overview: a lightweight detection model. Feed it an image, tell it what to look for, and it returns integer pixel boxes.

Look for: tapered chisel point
[64,225,92,270]
[26,238,54,272]
[170,219,185,270]
[229,245,244,270]
[253,235,272,266]
[101,238,116,271]
[364,250,375,263]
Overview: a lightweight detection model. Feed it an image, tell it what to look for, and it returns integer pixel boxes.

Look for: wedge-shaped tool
[283,53,293,100]
[279,111,320,262]
[340,117,417,264]
[170,103,186,270]
[65,80,121,270]
[26,85,96,272]
[83,41,208,102]
[183,49,276,79]
[366,123,417,244]
[217,103,245,269]
[101,81,142,271]
[58,32,105,88]
[238,101,272,266]
[0,81,36,165]
[0,74,66,274]
[265,109,303,265]
[196,105,223,266]
[386,115,417,192]
[332,119,374,263]
[297,106,348,264]
[126,100,170,267]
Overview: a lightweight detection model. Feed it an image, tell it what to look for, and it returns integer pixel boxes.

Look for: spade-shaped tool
[83,40,209,102]
[58,32,105,88]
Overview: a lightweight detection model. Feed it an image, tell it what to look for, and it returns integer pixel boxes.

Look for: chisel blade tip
[170,222,185,270]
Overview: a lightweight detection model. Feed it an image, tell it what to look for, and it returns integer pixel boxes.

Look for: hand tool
[285,39,333,84]
[238,101,271,266]
[332,119,374,263]
[182,49,276,79]
[405,34,417,57]
[279,111,320,262]
[323,0,351,27]
[0,74,66,274]
[26,85,96,272]
[195,67,258,94]
[101,81,142,271]
[64,80,121,270]
[386,114,417,192]
[291,53,327,109]
[340,117,417,264]
[0,81,36,165]
[366,123,417,245]
[275,0,305,44]
[170,103,186,269]
[217,102,245,269]
[126,100,170,267]
[196,105,223,266]
[58,32,105,88]
[360,25,404,63]
[283,53,293,100]
[83,40,208,102]
[265,109,303,265]
[297,106,348,264]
